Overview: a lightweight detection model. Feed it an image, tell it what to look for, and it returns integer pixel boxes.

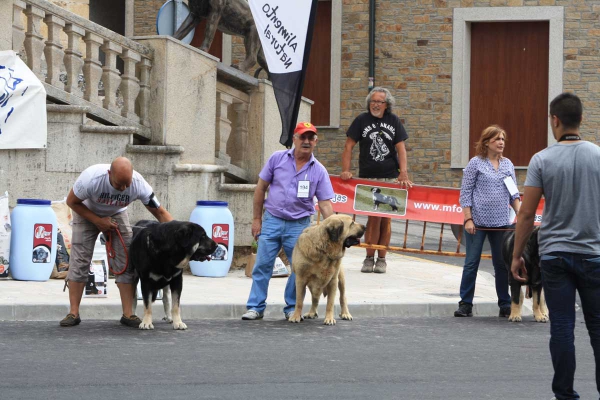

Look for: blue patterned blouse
[459,156,520,227]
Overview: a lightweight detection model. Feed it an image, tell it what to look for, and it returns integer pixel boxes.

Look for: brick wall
[133,0,164,36]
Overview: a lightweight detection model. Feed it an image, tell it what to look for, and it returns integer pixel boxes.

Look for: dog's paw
[162,316,173,324]
[323,317,336,326]
[139,320,154,330]
[303,312,318,319]
[288,313,304,323]
[508,314,522,322]
[173,321,188,330]
[534,314,549,323]
[340,312,353,321]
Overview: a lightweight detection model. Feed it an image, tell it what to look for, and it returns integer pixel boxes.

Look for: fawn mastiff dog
[288,215,366,325]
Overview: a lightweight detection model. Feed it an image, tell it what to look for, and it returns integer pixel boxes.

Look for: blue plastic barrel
[9,199,58,281]
[189,201,234,277]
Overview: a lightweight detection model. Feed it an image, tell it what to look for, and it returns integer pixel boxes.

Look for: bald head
[108,157,133,191]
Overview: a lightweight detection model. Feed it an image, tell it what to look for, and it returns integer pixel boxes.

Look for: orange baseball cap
[294,122,317,135]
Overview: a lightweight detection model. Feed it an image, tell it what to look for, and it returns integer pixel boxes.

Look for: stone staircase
[2,0,312,248]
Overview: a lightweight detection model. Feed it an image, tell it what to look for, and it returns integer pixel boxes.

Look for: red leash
[105,229,129,275]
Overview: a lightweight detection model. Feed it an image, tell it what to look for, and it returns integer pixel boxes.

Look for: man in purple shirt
[242,122,335,320]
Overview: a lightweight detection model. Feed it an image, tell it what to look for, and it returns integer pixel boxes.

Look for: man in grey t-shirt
[511,93,600,400]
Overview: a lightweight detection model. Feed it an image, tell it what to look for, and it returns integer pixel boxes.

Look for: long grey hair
[365,87,395,115]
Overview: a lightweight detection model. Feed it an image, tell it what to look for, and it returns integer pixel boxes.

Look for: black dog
[130,220,217,330]
[371,187,401,212]
[502,227,548,322]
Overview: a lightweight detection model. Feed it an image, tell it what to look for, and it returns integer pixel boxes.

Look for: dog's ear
[175,224,194,248]
[326,219,345,243]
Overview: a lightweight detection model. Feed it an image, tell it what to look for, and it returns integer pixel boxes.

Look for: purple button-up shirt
[459,156,520,227]
[260,149,334,220]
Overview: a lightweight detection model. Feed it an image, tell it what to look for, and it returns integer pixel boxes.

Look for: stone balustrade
[12,0,153,129]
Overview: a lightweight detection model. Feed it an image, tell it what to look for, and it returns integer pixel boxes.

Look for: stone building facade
[133,0,599,189]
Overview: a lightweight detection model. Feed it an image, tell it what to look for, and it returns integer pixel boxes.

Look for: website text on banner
[327,176,544,225]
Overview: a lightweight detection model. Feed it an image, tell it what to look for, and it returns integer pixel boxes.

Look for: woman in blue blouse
[454,125,521,318]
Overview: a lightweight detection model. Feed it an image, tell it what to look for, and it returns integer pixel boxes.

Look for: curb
[0,301,526,322]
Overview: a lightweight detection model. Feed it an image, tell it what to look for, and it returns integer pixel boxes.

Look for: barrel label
[211,224,229,261]
[32,223,52,263]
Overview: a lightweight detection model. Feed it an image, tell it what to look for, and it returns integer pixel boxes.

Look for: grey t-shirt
[525,141,600,255]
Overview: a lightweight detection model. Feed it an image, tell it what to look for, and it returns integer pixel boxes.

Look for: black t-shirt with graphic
[346,112,408,178]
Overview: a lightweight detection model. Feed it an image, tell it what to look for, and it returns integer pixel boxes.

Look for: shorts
[66,211,134,284]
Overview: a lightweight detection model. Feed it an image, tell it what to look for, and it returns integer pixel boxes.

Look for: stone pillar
[43,14,66,87]
[12,1,27,55]
[136,57,151,126]
[215,92,233,163]
[24,4,45,79]
[100,40,122,112]
[135,37,218,164]
[120,49,141,120]
[83,32,103,106]
[63,24,85,94]
[232,101,249,168]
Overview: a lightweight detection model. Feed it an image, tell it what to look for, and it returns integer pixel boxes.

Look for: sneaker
[373,258,387,273]
[60,313,81,327]
[120,314,142,328]
[241,310,264,320]
[361,256,375,273]
[454,302,473,317]
[499,306,511,318]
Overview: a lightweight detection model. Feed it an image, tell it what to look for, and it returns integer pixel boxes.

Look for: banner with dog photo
[328,176,545,225]
[249,0,318,148]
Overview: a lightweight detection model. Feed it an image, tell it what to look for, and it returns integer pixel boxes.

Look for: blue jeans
[458,226,511,308]
[246,211,311,315]
[541,252,600,400]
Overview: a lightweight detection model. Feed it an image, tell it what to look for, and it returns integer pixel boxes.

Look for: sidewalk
[0,247,533,321]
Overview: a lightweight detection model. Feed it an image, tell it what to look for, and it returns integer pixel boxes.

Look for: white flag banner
[250,0,311,74]
[249,0,318,147]
[0,50,47,149]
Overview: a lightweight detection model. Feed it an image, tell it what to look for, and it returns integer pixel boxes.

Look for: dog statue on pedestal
[173,0,269,74]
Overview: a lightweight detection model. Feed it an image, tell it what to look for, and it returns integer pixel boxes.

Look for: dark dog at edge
[130,220,217,330]
[502,227,548,322]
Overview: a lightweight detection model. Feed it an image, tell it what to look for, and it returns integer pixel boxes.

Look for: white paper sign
[503,176,519,196]
[0,50,47,149]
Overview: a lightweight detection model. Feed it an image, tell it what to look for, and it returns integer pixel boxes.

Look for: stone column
[63,24,85,94]
[120,49,141,121]
[12,1,27,55]
[136,57,152,126]
[24,4,45,79]
[232,101,249,168]
[100,40,122,112]
[215,92,233,163]
[43,14,66,87]
[83,32,103,106]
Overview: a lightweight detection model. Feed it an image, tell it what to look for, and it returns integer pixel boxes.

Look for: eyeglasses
[294,134,317,142]
[370,100,386,105]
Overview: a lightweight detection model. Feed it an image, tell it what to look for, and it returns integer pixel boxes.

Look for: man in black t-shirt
[341,87,412,274]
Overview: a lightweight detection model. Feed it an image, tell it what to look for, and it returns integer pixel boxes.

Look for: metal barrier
[317,212,493,260]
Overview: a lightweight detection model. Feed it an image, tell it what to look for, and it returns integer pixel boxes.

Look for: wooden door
[469,22,549,166]
[302,0,332,127]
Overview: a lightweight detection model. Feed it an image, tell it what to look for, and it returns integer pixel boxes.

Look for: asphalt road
[0,315,596,400]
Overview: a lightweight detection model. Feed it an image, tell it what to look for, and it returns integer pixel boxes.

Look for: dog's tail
[323,287,328,298]
[173,13,200,40]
